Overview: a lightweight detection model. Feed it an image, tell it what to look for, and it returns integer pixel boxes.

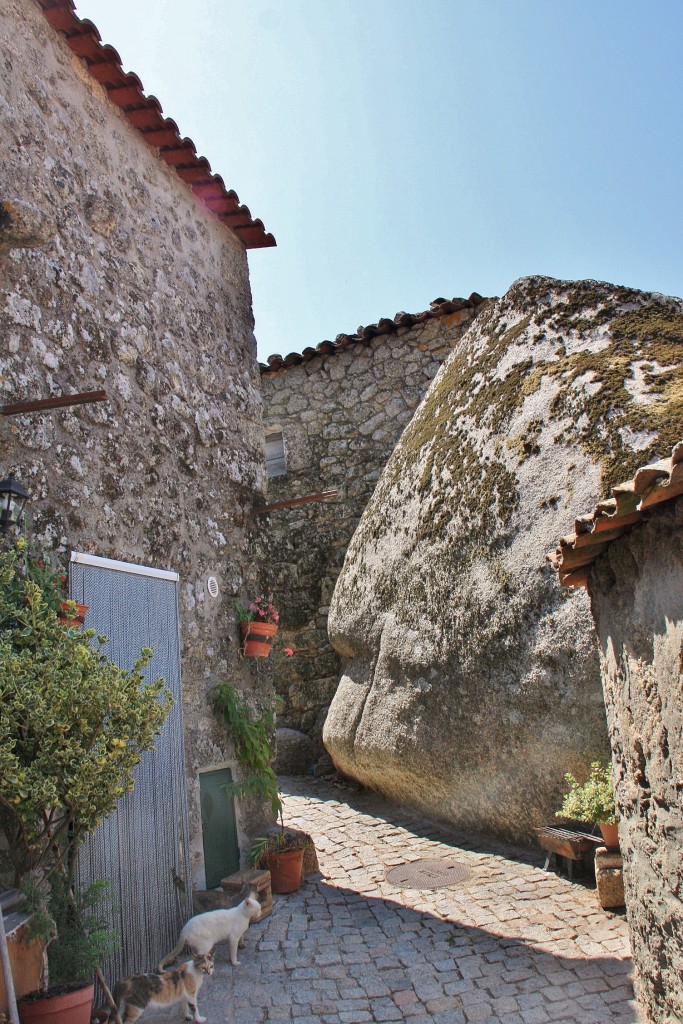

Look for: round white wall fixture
[207,576,219,599]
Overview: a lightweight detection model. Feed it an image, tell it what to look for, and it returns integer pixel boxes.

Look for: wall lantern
[0,474,30,534]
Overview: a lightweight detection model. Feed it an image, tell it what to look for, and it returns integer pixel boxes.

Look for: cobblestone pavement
[160,777,641,1024]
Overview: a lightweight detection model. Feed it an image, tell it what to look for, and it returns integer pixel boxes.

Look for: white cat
[158,895,262,970]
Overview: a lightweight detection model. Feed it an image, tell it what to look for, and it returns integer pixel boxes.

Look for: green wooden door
[199,768,240,888]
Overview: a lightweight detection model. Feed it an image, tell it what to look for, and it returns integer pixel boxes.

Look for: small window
[265,429,286,477]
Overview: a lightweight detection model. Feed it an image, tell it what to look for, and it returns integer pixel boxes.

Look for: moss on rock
[324,275,683,844]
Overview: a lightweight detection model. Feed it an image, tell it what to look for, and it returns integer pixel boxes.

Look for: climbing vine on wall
[212,683,282,814]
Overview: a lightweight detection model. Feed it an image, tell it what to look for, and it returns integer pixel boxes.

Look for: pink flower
[273,612,280,623]
[284,647,294,657]
[257,608,265,617]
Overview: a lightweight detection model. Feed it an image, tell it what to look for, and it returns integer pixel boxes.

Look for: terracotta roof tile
[37,0,275,250]
[260,293,487,373]
[549,441,683,589]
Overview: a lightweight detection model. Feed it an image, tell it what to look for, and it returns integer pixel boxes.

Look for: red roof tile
[548,442,683,589]
[260,293,487,373]
[37,1,275,250]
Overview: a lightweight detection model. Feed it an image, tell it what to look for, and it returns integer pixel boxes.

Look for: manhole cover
[386,858,471,889]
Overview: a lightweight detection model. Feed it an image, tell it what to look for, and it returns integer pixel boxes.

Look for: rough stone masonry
[0,0,272,885]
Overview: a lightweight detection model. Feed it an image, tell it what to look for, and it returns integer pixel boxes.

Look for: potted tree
[556,760,619,850]
[0,539,173,1023]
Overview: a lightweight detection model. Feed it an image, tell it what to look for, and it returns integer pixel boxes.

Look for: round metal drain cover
[386,858,471,889]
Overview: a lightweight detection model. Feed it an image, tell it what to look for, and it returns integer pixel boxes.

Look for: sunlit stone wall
[0,0,270,886]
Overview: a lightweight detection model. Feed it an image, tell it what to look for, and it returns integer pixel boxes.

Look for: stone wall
[589,498,683,1023]
[258,300,484,761]
[0,0,270,887]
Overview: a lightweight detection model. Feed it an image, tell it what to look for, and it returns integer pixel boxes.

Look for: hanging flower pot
[240,620,278,658]
[235,597,281,657]
[58,601,88,630]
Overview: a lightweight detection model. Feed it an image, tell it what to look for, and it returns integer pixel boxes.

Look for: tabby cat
[112,952,214,1023]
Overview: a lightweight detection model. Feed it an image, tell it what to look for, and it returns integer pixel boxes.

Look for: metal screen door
[70,552,192,986]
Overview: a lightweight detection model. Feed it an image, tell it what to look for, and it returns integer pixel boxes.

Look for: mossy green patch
[388,279,683,503]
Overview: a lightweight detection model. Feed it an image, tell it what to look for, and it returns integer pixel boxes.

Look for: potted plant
[20,878,117,1024]
[2,537,88,630]
[250,822,311,894]
[234,597,280,657]
[556,760,618,849]
[0,538,173,1022]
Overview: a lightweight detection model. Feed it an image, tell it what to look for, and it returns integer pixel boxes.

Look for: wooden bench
[535,825,602,878]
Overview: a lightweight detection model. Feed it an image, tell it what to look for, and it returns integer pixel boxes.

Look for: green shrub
[25,876,117,988]
[556,760,616,825]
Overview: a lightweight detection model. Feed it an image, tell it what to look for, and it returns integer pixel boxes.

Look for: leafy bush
[556,760,616,825]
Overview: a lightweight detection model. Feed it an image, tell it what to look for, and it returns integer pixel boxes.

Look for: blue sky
[74,1,683,362]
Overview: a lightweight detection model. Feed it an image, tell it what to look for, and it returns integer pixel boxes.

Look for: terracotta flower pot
[58,601,88,630]
[240,621,278,658]
[266,847,304,893]
[18,982,94,1024]
[598,822,619,850]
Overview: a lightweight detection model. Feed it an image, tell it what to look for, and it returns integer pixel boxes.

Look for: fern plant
[212,682,283,815]
[24,876,117,989]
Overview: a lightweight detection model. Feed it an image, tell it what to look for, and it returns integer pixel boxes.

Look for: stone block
[0,198,54,252]
[595,847,625,909]
[274,727,315,775]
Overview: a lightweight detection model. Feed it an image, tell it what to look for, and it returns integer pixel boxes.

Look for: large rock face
[257,299,483,758]
[324,276,683,842]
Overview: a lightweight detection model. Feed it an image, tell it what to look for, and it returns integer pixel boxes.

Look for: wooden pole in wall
[254,490,338,514]
[0,390,108,417]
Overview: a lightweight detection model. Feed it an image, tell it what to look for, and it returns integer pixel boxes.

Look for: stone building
[0,0,274,923]
[551,443,683,1024]
[257,294,486,762]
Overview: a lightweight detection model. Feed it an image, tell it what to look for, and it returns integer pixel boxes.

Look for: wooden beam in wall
[1,390,108,416]
[254,490,338,514]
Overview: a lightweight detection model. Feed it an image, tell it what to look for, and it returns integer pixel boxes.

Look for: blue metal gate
[70,552,192,986]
